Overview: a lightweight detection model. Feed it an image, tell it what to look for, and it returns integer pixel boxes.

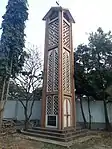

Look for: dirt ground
[0,132,112,149]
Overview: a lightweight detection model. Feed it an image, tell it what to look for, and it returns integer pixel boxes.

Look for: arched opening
[63,98,71,128]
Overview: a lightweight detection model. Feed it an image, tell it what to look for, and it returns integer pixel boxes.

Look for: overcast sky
[0,0,112,58]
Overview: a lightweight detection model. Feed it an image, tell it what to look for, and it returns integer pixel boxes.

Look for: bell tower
[41,6,75,130]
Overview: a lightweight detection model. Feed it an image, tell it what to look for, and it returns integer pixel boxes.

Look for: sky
[0,0,112,58]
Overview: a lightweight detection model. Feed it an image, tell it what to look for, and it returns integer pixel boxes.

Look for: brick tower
[41,6,75,130]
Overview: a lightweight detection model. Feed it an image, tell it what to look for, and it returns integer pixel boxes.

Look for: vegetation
[75,27,112,130]
[0,0,28,127]
[0,0,112,136]
[13,45,42,130]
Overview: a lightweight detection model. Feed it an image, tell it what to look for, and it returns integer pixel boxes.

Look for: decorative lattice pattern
[48,20,59,47]
[66,53,70,91]
[46,96,52,115]
[46,95,58,115]
[53,49,58,91]
[63,21,70,49]
[47,51,53,92]
[47,48,58,92]
[63,49,71,93]
[53,96,58,115]
[63,52,66,92]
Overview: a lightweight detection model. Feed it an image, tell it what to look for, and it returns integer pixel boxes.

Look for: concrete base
[20,129,98,147]
[20,133,71,147]
[21,127,88,143]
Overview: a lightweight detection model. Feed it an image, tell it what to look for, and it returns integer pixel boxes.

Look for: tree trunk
[103,97,111,130]
[4,78,10,101]
[0,78,6,129]
[0,101,5,129]
[80,96,87,128]
[4,58,13,102]
[0,77,6,101]
[24,119,29,131]
[0,78,10,129]
[0,57,13,129]
[87,96,91,129]
[24,107,29,130]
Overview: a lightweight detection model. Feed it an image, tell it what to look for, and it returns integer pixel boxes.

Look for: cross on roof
[56,1,60,6]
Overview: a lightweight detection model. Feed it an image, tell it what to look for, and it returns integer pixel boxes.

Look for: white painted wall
[3,100,42,121]
[76,100,112,123]
[3,99,112,124]
[4,100,17,119]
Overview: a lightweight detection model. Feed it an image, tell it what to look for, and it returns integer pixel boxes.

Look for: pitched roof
[43,6,75,23]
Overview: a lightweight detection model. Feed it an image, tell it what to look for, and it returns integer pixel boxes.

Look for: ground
[0,132,112,149]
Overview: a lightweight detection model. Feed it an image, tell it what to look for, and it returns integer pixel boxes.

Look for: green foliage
[75,27,112,100]
[0,0,28,77]
[8,81,25,100]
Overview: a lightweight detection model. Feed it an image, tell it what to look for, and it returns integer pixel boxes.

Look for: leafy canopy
[75,27,112,100]
[0,0,28,77]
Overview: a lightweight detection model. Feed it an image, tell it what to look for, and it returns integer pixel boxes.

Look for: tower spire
[56,1,60,6]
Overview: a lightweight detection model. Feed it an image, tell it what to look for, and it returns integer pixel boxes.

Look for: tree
[87,96,91,129]
[75,28,112,130]
[8,81,25,100]
[14,45,42,130]
[33,87,42,101]
[0,0,28,127]
[75,46,97,129]
[76,95,87,128]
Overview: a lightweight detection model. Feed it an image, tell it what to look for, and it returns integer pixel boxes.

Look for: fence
[76,100,112,129]
[3,100,42,121]
[3,99,112,129]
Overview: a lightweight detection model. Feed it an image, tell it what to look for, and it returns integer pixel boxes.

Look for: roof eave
[42,7,75,23]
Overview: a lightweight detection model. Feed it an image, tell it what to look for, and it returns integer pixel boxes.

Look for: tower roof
[43,6,75,23]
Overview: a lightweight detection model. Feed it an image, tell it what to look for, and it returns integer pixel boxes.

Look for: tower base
[21,127,87,142]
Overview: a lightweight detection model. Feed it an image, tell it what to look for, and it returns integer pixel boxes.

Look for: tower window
[47,116,56,126]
